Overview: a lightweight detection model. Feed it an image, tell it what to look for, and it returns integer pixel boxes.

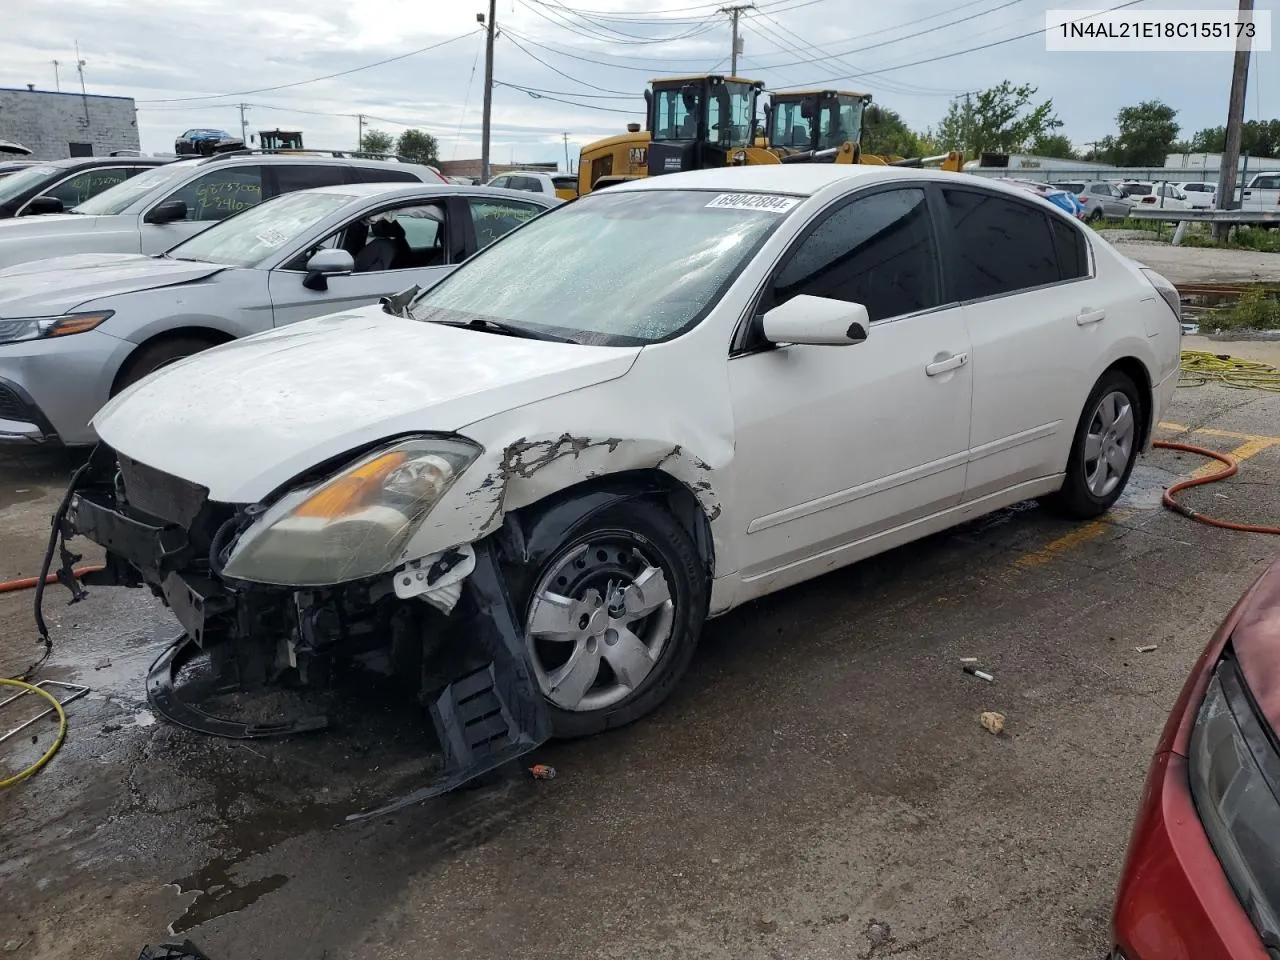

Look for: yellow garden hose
[1179,350,1280,392]
[0,677,67,788]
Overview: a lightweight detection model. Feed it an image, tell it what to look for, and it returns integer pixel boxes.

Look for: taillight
[1141,196,1155,204]
[1141,267,1181,323]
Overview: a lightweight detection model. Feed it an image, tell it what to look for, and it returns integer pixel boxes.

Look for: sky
[2,0,1276,166]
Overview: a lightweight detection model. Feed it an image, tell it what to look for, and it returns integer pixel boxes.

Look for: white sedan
[60,165,1182,806]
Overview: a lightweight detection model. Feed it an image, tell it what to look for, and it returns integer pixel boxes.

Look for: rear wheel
[1088,208,1104,223]
[516,500,707,739]
[1040,369,1143,519]
[114,336,223,395]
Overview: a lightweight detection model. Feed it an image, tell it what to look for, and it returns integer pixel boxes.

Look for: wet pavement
[3,374,1280,960]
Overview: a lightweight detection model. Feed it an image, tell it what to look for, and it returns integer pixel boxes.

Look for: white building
[1164,152,1277,172]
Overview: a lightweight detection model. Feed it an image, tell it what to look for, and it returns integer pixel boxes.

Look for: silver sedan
[0,182,558,445]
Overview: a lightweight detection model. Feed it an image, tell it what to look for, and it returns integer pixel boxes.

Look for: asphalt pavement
[2,369,1280,960]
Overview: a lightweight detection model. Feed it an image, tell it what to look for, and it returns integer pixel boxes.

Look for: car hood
[0,212,123,239]
[93,307,642,503]
[0,253,226,315]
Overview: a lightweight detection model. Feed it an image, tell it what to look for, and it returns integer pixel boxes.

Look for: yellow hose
[1179,350,1280,392]
[0,678,67,788]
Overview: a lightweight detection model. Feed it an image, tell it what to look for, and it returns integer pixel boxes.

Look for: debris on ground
[959,656,978,663]
[138,942,213,960]
[963,664,994,682]
[980,711,1006,736]
[529,763,556,780]
[1135,644,1158,654]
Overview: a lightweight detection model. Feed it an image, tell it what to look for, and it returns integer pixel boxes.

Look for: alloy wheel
[1083,390,1135,498]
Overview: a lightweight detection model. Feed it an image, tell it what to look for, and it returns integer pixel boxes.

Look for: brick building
[0,86,140,160]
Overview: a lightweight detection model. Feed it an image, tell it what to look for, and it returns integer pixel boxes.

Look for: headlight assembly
[0,311,114,345]
[221,435,482,586]
[1189,653,1280,951]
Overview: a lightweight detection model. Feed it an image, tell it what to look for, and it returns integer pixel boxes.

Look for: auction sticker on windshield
[704,193,800,213]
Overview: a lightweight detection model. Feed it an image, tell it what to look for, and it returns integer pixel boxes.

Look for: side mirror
[145,199,188,224]
[761,295,869,346]
[302,248,355,291]
[25,195,65,215]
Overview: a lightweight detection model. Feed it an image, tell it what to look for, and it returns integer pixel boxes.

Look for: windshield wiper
[427,317,576,343]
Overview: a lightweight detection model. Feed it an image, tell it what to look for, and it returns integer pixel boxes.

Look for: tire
[512,499,708,739]
[1088,208,1103,223]
[1040,369,1143,520]
[114,336,222,395]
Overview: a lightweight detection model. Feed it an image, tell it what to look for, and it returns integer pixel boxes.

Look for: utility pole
[719,5,753,76]
[357,113,365,151]
[1215,0,1253,239]
[51,60,60,92]
[238,103,251,146]
[480,0,497,182]
[563,132,570,172]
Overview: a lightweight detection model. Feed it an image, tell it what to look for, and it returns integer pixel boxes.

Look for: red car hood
[1233,562,1280,732]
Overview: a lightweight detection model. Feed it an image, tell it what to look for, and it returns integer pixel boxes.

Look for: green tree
[396,129,440,165]
[360,129,394,154]
[861,105,924,158]
[1029,133,1077,159]
[1103,101,1180,166]
[1189,120,1280,158]
[936,82,1062,157]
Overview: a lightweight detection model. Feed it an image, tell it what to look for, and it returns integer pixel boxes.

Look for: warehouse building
[0,85,140,160]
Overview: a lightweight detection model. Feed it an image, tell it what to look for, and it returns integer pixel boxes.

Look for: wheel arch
[111,325,236,395]
[1104,355,1154,450]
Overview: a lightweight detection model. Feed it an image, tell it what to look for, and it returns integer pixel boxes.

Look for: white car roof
[608,164,895,196]
[301,182,558,202]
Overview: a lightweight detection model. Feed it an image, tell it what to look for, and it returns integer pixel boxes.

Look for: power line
[494,82,636,99]
[495,81,642,113]
[136,30,480,104]
[452,34,485,161]
[502,29,637,93]
[521,0,720,44]
[773,0,1151,90]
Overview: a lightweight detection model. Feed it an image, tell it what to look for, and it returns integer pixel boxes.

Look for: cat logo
[629,147,647,166]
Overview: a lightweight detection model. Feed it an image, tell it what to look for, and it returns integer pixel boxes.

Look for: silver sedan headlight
[0,311,114,345]
[221,435,482,586]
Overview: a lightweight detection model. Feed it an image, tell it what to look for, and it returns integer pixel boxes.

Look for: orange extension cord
[0,565,104,594]
[1153,440,1280,535]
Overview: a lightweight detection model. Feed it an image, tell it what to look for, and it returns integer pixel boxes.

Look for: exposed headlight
[0,311,114,345]
[221,435,482,586]
[1189,654,1280,951]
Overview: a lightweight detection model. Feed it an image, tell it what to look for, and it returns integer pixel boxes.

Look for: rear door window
[941,187,1060,300]
[160,166,265,221]
[272,164,349,194]
[350,165,420,184]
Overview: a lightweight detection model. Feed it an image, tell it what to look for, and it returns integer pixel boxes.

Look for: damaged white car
[50,165,1181,815]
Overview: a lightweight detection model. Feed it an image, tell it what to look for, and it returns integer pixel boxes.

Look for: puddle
[1117,462,1182,510]
[1177,283,1280,308]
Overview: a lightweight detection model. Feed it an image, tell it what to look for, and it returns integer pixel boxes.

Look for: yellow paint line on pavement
[1158,421,1280,446]
[1188,437,1278,479]
[1012,520,1111,569]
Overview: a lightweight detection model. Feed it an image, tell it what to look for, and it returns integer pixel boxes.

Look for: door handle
[925,352,968,376]
[1077,308,1106,326]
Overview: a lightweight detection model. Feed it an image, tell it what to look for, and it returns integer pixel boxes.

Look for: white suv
[0,152,445,270]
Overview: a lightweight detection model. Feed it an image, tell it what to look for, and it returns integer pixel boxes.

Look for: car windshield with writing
[408,189,796,346]
[72,163,195,216]
[166,189,357,267]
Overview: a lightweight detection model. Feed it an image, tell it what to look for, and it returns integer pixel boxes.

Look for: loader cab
[259,129,304,151]
[764,90,870,155]
[644,75,762,177]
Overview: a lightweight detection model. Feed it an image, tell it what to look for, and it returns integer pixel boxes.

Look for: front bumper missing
[51,454,552,821]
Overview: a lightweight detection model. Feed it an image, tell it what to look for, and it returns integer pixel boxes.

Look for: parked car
[175,128,244,156]
[1241,171,1280,214]
[0,160,40,180]
[998,178,1085,219]
[1110,557,1280,960]
[1119,181,1193,210]
[0,153,446,271]
[0,138,32,156]
[58,166,1182,804]
[0,182,555,445]
[0,156,174,219]
[487,170,579,202]
[1181,181,1217,210]
[1052,180,1135,222]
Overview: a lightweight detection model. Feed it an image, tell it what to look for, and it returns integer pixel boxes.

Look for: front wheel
[1040,369,1143,519]
[517,501,708,739]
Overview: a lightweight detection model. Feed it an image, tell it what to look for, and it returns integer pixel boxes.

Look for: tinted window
[41,167,128,207]
[273,164,348,194]
[1050,218,1087,281]
[942,188,1058,300]
[511,176,539,192]
[467,198,543,251]
[770,187,941,322]
[350,165,420,184]
[162,166,264,222]
[1089,184,1110,196]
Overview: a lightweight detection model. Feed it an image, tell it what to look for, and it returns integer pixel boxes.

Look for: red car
[1111,557,1280,960]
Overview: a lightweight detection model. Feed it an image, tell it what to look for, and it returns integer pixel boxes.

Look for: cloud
[2,0,1275,164]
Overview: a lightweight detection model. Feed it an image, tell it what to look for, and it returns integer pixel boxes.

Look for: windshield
[1120,183,1151,197]
[0,164,59,206]
[73,162,193,215]
[409,188,794,345]
[166,189,357,267]
[770,99,811,149]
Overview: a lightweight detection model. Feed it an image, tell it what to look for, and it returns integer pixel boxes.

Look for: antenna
[74,41,89,123]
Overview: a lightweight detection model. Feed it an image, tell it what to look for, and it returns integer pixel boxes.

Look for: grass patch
[1094,217,1167,234]
[1179,226,1280,254]
[1206,287,1280,331]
